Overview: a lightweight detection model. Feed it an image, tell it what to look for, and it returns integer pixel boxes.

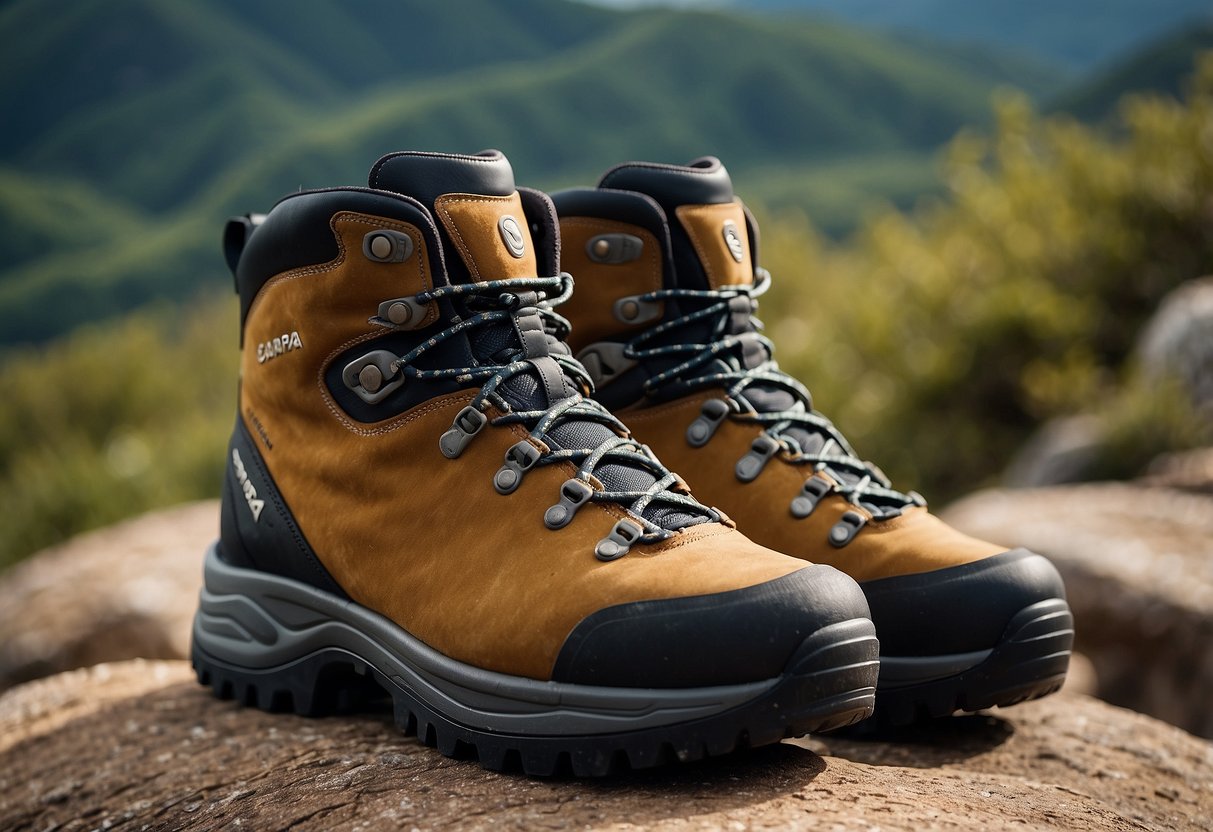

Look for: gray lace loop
[542,268,924,523]
[378,275,718,553]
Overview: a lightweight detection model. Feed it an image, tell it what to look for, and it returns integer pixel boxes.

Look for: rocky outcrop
[1,660,1209,831]
[1138,275,1213,412]
[1003,277,1213,490]
[0,502,214,692]
[1002,414,1105,488]
[944,481,1213,738]
[1143,447,1213,494]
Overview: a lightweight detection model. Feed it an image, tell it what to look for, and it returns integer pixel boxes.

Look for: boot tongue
[604,158,809,440]
[598,156,754,291]
[374,151,702,529]
[601,160,890,505]
[369,149,538,283]
[371,148,559,408]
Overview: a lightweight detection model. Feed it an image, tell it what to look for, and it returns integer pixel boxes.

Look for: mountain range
[635,0,1213,71]
[1,0,1209,347]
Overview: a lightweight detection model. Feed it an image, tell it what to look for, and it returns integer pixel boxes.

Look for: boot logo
[498,215,526,259]
[722,220,744,263]
[231,449,265,523]
[257,331,303,364]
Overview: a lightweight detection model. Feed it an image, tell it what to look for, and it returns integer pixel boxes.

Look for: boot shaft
[553,158,772,411]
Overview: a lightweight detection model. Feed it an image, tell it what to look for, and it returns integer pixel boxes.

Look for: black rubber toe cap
[861,548,1066,657]
[551,564,871,688]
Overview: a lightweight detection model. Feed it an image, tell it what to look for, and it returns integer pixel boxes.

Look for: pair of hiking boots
[193,150,1073,777]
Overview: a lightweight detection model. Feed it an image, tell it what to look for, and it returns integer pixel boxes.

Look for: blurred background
[1,0,1211,571]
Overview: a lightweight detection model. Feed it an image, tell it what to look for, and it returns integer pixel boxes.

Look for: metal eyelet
[576,341,637,389]
[544,478,595,529]
[612,295,662,325]
[586,233,644,264]
[363,229,414,263]
[790,476,833,519]
[493,441,542,494]
[828,511,867,548]
[686,398,730,447]
[439,405,487,459]
[374,297,430,330]
[735,434,780,483]
[341,350,405,404]
[595,518,643,561]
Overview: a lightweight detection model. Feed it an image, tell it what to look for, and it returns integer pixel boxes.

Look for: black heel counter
[218,417,348,598]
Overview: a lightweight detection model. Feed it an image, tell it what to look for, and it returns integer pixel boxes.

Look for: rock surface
[0,501,215,692]
[2,490,1207,739]
[944,482,1213,738]
[1,660,1209,831]
[1137,275,1213,412]
[1002,414,1105,488]
[1143,447,1213,494]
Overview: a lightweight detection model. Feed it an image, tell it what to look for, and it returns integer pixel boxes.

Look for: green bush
[0,294,236,569]
[759,54,1213,500]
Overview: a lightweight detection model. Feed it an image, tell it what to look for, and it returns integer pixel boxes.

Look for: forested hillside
[0,0,1057,345]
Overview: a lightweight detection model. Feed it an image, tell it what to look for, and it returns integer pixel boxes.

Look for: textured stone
[1003,414,1105,488]
[1143,447,1213,494]
[944,482,1213,738]
[1137,275,1213,411]
[0,502,214,692]
[0,661,1209,831]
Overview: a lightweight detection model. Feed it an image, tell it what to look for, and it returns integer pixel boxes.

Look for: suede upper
[222,151,871,684]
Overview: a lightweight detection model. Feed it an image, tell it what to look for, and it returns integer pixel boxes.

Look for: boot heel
[191,543,387,717]
[191,642,389,718]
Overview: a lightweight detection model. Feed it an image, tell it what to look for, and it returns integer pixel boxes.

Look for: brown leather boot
[551,157,1073,725]
[192,150,880,775]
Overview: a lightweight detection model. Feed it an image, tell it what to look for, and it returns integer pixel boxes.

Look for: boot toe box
[550,563,872,688]
[861,547,1068,658]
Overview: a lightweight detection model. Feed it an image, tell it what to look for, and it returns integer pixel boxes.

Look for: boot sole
[191,544,880,776]
[862,598,1073,727]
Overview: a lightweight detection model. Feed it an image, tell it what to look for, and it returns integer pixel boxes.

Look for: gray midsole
[193,543,781,736]
[878,649,993,688]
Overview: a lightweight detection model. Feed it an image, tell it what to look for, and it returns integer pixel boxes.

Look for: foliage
[0,295,236,569]
[759,55,1213,500]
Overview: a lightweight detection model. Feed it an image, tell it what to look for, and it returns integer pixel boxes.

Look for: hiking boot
[191,149,880,776]
[550,157,1073,725]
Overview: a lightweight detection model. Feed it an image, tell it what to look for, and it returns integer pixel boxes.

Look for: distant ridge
[1049,23,1213,121]
[697,0,1213,71]
[0,0,1108,345]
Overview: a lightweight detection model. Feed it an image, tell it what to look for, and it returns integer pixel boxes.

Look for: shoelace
[370,275,718,560]
[543,269,923,545]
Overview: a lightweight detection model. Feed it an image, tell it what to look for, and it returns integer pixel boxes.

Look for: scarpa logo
[257,331,303,364]
[231,448,265,523]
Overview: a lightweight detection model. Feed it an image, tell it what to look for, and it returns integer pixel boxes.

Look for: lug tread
[191,625,879,778]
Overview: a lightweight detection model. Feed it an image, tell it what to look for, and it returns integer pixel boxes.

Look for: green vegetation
[759,56,1213,500]
[3,56,1211,569]
[0,295,236,568]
